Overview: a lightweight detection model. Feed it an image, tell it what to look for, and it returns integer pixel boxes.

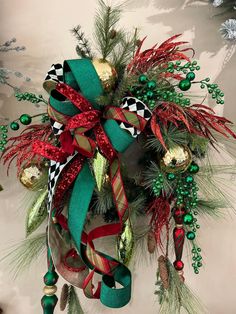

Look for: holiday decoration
[1,1,236,313]
[210,0,236,41]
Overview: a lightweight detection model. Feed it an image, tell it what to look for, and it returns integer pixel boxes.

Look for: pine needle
[146,125,188,153]
[71,25,93,58]
[94,184,114,214]
[94,0,125,60]
[156,259,207,314]
[0,233,46,278]
[67,286,84,314]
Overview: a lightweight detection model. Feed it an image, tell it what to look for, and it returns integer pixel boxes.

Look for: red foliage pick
[152,102,236,147]
[146,196,171,250]
[127,34,193,74]
[1,124,53,175]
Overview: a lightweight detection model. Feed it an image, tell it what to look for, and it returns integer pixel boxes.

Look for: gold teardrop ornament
[117,219,134,266]
[26,188,48,236]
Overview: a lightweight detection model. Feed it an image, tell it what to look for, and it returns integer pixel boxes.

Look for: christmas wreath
[1,1,236,313]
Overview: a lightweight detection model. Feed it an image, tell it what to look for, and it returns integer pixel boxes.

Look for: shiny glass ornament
[19,163,47,190]
[10,121,19,130]
[179,79,191,91]
[92,151,108,191]
[26,188,48,236]
[160,145,192,173]
[92,58,117,92]
[20,113,32,125]
[117,220,134,266]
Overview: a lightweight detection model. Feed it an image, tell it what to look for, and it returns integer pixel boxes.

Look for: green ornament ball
[186,72,195,81]
[188,162,200,174]
[183,213,193,225]
[179,79,191,91]
[186,231,196,240]
[167,173,176,181]
[10,121,20,131]
[139,74,148,84]
[20,114,32,125]
[147,80,156,90]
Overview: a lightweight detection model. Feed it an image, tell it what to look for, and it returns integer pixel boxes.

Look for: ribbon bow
[33,58,152,308]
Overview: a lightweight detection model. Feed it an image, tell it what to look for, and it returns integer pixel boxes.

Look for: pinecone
[158,255,169,289]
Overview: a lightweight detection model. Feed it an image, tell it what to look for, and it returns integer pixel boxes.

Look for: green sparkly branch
[198,78,225,105]
[15,92,47,105]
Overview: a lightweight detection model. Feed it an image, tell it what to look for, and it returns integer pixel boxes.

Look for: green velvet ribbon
[50,58,132,308]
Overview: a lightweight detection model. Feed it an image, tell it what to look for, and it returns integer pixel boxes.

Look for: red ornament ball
[173,260,184,270]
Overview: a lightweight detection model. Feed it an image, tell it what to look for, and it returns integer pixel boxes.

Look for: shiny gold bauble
[43,285,57,296]
[19,163,48,191]
[92,58,117,92]
[160,145,192,173]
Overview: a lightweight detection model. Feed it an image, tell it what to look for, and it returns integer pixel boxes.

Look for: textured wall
[0,1,236,313]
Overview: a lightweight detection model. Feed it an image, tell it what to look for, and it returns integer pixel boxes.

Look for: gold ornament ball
[92,58,117,92]
[19,163,47,191]
[160,145,192,173]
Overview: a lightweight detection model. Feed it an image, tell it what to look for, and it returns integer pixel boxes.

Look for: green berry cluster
[129,74,191,109]
[200,79,224,105]
[173,161,203,273]
[0,125,8,152]
[191,246,203,274]
[129,75,158,110]
[152,173,164,196]
[15,92,47,105]
[41,114,50,123]
[167,60,200,75]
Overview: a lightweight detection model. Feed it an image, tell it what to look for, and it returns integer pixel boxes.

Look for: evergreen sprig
[94,0,125,60]
[111,29,139,79]
[146,124,188,153]
[0,233,46,278]
[71,25,93,58]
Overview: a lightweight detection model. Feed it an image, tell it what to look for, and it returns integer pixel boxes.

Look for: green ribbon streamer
[52,58,132,308]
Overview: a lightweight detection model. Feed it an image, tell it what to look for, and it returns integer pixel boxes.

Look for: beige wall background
[1,0,236,313]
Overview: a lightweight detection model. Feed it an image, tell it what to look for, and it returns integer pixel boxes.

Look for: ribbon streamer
[34,58,152,308]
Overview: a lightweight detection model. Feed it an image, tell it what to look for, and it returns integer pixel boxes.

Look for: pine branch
[94,183,114,214]
[94,0,125,60]
[146,124,188,153]
[67,286,84,314]
[111,29,139,79]
[71,25,93,58]
[0,233,46,278]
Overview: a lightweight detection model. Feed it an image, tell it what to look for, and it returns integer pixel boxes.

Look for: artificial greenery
[155,258,206,314]
[94,0,124,60]
[0,233,46,278]
[71,25,93,59]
